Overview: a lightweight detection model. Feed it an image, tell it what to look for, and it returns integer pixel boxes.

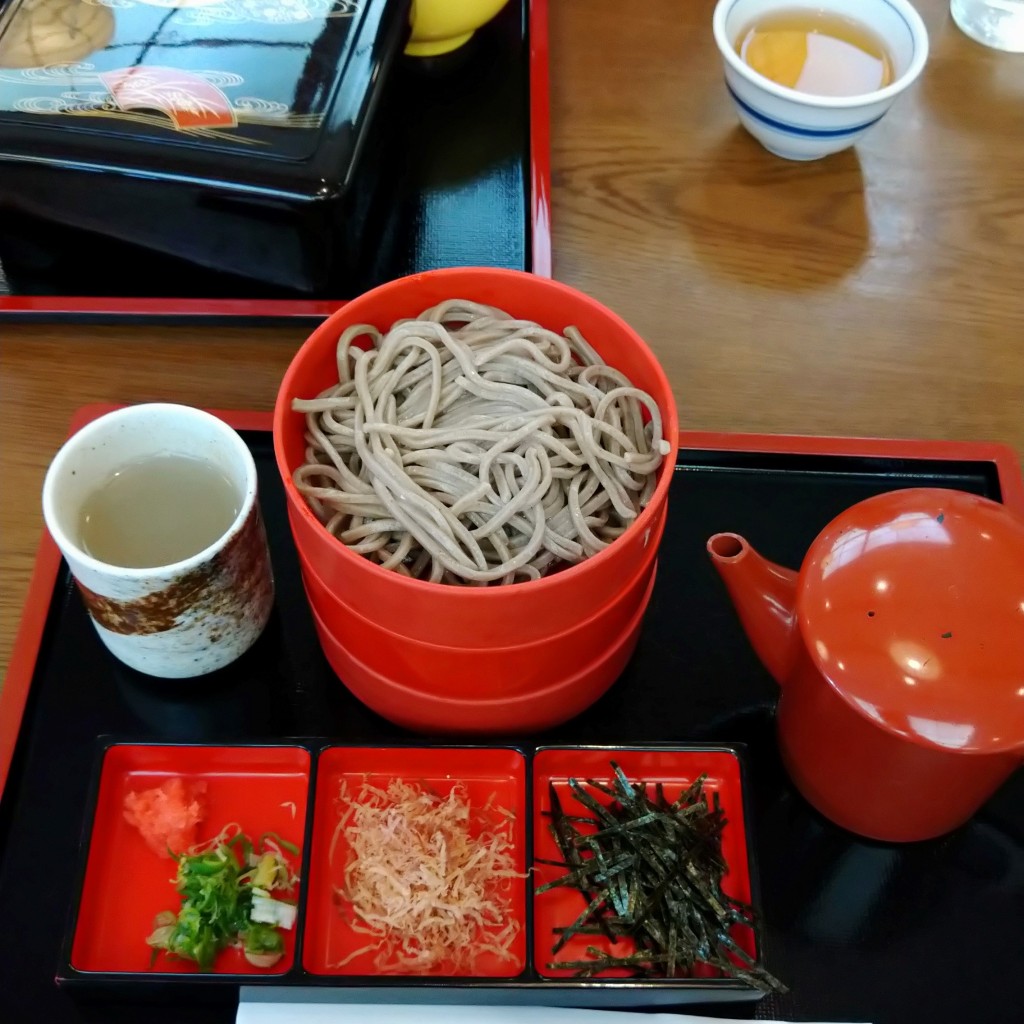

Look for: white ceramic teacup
[42,404,274,679]
[713,0,930,161]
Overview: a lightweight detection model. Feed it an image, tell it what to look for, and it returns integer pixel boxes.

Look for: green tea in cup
[43,404,274,679]
[78,453,240,569]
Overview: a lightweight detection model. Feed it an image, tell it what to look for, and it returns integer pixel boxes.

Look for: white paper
[237,999,867,1024]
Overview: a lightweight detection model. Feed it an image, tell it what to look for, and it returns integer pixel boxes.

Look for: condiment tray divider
[2,409,1023,1023]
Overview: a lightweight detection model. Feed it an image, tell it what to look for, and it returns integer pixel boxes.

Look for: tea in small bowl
[713,0,929,161]
[735,8,895,97]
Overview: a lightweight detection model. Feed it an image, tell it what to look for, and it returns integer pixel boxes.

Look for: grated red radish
[123,777,207,858]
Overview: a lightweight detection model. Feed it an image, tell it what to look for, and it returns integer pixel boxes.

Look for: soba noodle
[292,300,670,586]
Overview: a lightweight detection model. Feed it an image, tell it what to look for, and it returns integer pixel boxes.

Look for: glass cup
[42,404,274,678]
[951,0,1024,51]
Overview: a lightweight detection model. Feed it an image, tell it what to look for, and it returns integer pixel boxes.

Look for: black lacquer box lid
[0,0,408,201]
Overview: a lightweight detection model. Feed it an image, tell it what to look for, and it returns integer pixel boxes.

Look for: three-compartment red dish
[61,741,762,1002]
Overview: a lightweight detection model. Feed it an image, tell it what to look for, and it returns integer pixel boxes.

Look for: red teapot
[708,488,1024,842]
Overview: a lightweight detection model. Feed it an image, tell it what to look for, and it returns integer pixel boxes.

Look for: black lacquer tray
[0,0,413,295]
[1,417,1023,1023]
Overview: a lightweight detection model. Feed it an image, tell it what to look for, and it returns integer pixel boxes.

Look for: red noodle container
[306,573,655,735]
[296,504,664,701]
[273,268,679,733]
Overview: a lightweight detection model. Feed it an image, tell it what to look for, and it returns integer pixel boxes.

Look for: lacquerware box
[0,0,411,291]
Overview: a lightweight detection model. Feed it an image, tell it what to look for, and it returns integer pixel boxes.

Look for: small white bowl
[713,0,929,161]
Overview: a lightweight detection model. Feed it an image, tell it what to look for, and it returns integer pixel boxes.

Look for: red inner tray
[304,745,528,977]
[71,744,310,975]
[532,746,756,980]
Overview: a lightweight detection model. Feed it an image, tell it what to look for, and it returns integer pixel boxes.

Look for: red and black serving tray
[1,410,1023,1022]
[0,0,551,322]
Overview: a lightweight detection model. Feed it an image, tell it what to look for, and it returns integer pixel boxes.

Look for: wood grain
[1,0,1023,686]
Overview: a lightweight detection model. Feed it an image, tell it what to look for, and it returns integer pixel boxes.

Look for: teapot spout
[707,533,800,686]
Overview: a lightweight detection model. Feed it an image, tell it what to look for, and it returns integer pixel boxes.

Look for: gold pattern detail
[4,62,323,140]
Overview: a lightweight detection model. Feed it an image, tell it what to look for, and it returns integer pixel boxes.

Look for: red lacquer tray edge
[2,413,1021,799]
[528,0,552,279]
[0,0,552,323]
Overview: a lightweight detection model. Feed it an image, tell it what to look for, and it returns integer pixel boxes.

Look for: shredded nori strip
[540,762,787,993]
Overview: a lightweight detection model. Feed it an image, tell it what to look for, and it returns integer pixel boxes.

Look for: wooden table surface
[1,0,1022,686]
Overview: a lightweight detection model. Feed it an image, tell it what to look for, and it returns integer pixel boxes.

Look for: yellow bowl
[407,0,511,57]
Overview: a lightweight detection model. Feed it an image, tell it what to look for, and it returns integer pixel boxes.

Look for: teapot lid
[799,488,1024,754]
